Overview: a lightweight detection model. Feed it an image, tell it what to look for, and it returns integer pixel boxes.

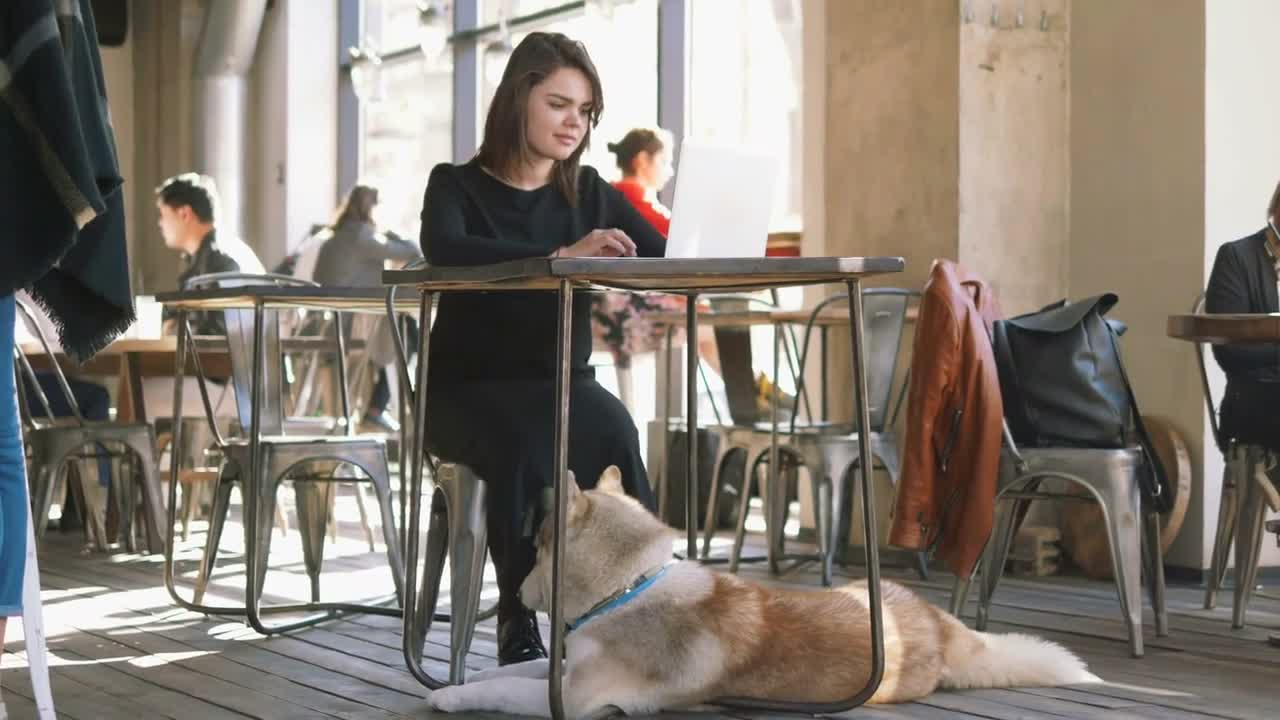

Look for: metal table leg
[685,294,699,558]
[548,280,574,720]
[398,315,410,554]
[658,324,673,518]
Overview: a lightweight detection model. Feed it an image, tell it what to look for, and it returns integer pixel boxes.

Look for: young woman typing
[418,33,665,665]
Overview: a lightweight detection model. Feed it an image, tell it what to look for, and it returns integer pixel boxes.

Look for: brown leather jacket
[889,260,1003,577]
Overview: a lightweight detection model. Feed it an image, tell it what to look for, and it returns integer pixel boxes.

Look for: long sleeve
[358,224,423,264]
[601,181,667,258]
[420,164,545,266]
[612,181,671,237]
[1206,242,1280,375]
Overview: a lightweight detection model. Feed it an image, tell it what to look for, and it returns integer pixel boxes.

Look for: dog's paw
[429,686,467,713]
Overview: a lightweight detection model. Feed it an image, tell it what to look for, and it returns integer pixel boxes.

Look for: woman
[419,33,666,665]
[1205,178,1280,453]
[313,185,422,431]
[607,128,674,235]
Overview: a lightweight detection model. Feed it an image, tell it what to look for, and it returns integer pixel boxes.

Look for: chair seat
[750,420,857,434]
[224,434,387,448]
[1003,446,1143,487]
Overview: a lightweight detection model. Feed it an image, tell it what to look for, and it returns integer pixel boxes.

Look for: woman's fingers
[608,229,637,256]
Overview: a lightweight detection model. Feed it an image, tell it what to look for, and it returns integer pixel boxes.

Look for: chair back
[792,288,917,432]
[183,272,323,437]
[1191,291,1225,453]
[12,299,85,427]
[709,296,762,426]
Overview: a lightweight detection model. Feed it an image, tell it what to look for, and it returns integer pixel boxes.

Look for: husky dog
[429,467,1098,718]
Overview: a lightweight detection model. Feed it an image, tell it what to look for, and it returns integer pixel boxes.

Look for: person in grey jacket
[312,185,422,432]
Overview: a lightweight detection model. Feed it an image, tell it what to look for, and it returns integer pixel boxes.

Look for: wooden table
[1168,313,1280,648]
[21,335,362,424]
[384,256,905,719]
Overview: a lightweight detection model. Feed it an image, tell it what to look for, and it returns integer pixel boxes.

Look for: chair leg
[442,465,487,685]
[276,501,289,538]
[813,469,835,587]
[294,482,332,603]
[765,454,793,576]
[1232,462,1269,630]
[75,462,109,551]
[728,455,762,575]
[362,459,406,603]
[181,480,198,543]
[950,568,974,618]
[30,464,58,543]
[252,479,284,609]
[700,447,734,559]
[327,482,339,543]
[976,497,1024,631]
[193,477,236,606]
[127,434,167,555]
[1142,511,1169,637]
[411,488,450,666]
[1205,458,1239,610]
[351,482,377,552]
[1098,478,1145,658]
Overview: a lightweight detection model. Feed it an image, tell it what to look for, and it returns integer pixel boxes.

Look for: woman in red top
[591,129,719,404]
[607,128,673,235]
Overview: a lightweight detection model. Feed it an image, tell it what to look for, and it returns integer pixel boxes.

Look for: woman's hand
[558,228,637,258]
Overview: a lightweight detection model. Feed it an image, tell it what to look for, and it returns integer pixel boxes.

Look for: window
[689,0,803,232]
[357,0,454,240]
[481,0,570,25]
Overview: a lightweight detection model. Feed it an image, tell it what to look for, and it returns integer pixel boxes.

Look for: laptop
[662,138,781,259]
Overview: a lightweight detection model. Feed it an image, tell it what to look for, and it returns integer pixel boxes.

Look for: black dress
[418,160,666,613]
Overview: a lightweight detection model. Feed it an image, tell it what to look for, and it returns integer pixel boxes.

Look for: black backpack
[991,294,1172,513]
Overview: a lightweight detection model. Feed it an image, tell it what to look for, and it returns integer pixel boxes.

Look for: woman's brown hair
[475,32,603,206]
[607,127,669,176]
[332,184,379,227]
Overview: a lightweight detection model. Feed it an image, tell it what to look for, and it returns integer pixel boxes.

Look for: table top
[1167,314,1280,344]
[154,286,420,313]
[20,335,358,357]
[649,306,919,328]
[382,256,906,293]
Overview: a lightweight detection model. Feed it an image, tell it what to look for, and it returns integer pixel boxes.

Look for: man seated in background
[155,172,264,336]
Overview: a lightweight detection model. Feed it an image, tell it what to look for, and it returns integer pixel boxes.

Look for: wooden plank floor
[2,490,1277,719]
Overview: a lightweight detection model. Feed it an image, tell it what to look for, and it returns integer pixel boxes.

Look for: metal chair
[652,292,806,524]
[12,300,165,553]
[162,272,404,635]
[386,276,493,688]
[949,421,1169,657]
[711,289,922,586]
[1193,292,1277,628]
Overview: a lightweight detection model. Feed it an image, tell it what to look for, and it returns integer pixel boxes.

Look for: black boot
[497,605,547,666]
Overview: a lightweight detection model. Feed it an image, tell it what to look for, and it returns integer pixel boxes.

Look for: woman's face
[525,67,594,164]
[634,149,673,192]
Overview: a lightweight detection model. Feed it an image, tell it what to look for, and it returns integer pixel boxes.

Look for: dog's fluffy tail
[941,628,1101,690]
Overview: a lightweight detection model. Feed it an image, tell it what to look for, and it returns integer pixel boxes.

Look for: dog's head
[519,466,672,619]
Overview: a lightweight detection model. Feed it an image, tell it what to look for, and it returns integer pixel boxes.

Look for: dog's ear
[597,466,625,495]
[566,470,588,523]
